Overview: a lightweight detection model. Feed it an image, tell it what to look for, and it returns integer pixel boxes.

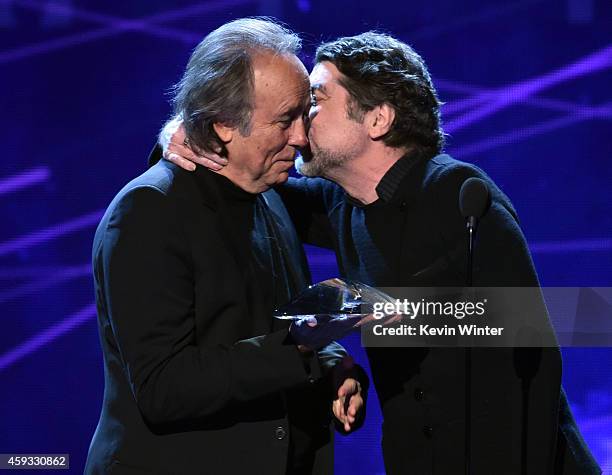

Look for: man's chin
[265,171,291,188]
[295,155,317,177]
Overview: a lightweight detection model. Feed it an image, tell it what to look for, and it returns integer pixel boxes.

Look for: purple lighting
[0,265,84,279]
[0,302,96,372]
[0,209,103,257]
[406,0,544,41]
[440,78,612,118]
[445,44,612,133]
[530,238,612,254]
[454,101,612,158]
[0,167,50,196]
[1,0,254,64]
[0,263,90,303]
[0,26,139,64]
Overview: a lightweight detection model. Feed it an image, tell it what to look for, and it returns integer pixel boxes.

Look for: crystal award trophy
[274,278,397,349]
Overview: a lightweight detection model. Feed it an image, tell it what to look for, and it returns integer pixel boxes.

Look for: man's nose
[288,118,308,148]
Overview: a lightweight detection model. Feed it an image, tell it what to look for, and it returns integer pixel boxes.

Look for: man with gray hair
[86,18,365,475]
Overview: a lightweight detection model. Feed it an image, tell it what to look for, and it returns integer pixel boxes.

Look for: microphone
[458,177,490,475]
[459,177,490,287]
[459,177,490,230]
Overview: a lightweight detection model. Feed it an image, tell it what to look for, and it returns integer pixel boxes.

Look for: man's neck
[214,166,266,194]
[324,145,407,205]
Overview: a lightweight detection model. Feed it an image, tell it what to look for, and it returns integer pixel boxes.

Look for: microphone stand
[514,328,542,475]
[464,215,476,475]
[466,217,476,287]
[459,177,489,475]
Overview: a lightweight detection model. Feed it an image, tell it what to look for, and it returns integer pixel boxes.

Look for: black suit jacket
[85,161,347,474]
[277,154,600,474]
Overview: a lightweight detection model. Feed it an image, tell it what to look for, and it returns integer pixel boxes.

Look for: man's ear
[367,104,395,140]
[213,122,235,143]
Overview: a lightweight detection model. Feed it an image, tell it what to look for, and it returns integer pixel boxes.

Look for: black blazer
[85,160,346,475]
[277,154,601,474]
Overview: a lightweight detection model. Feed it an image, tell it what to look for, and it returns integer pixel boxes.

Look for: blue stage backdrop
[1,0,611,473]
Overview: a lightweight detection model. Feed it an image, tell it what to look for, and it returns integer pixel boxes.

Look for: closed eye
[310,91,318,107]
[278,118,293,129]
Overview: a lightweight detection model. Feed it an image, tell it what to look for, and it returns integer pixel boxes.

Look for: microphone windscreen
[459,177,490,218]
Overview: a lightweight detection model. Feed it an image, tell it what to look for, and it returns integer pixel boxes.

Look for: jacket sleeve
[96,184,312,426]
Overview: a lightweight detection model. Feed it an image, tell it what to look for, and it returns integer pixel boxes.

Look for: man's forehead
[309,61,341,90]
[253,56,307,88]
[251,56,309,115]
[253,52,307,81]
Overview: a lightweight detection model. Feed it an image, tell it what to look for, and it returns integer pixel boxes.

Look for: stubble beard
[296,143,351,178]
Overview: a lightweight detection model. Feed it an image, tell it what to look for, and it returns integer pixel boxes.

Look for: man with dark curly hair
[296,32,444,183]
[159,31,600,475]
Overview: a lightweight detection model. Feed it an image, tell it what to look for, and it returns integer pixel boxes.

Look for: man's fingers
[334,378,363,432]
[167,142,200,162]
[337,378,358,399]
[356,313,404,328]
[355,313,376,327]
[210,153,228,165]
[200,157,224,170]
[334,396,357,432]
[167,141,228,168]
[333,398,347,423]
[383,313,404,325]
[168,137,228,166]
[165,144,224,171]
[164,128,229,170]
[345,381,364,425]
[334,398,346,422]
[347,393,364,420]
[166,153,196,171]
[335,398,350,432]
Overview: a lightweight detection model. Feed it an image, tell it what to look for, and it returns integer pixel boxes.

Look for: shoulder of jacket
[426,154,518,220]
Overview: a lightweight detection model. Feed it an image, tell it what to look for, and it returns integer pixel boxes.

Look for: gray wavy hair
[172,17,301,155]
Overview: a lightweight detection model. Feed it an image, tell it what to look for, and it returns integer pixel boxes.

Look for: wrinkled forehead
[252,52,310,105]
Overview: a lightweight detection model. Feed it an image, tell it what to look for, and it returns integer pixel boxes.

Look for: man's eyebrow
[311,83,329,95]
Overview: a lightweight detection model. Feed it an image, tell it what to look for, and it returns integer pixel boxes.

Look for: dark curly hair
[315,32,444,156]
